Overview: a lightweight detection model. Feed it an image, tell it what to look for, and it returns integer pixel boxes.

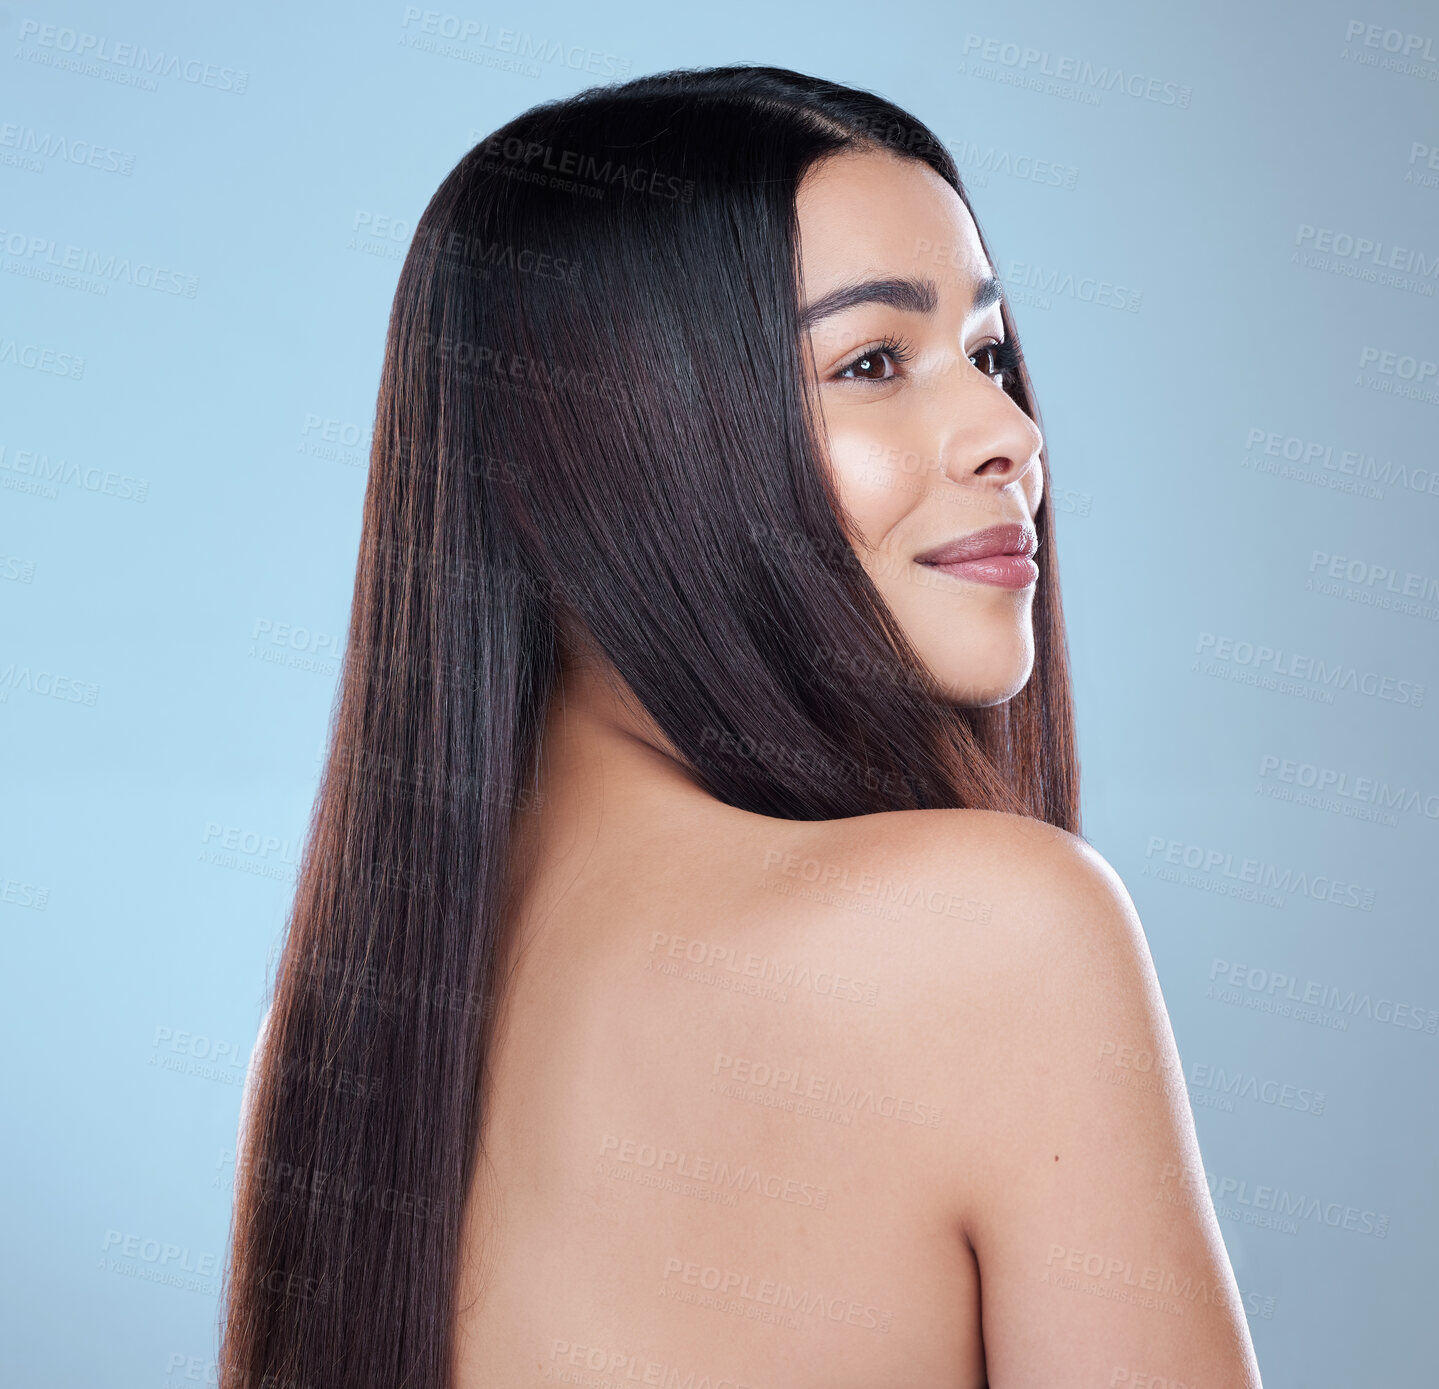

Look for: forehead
[793,148,989,295]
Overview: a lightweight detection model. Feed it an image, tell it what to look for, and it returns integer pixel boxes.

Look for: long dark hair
[220,63,1078,1388]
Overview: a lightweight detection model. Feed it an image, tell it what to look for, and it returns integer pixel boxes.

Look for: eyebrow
[799,272,1004,330]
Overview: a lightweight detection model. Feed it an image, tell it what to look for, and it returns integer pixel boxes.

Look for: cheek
[1027,459,1045,512]
[825,414,925,551]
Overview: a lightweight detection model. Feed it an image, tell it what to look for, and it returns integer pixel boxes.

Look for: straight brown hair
[220,63,1078,1388]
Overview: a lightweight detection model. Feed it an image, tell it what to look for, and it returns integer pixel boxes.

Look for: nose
[936,373,1044,495]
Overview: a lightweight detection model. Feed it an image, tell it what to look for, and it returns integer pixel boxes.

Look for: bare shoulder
[787,803,1143,969]
[779,805,1262,1385]
[757,804,1162,1093]
[823,804,1182,1149]
[850,801,1143,948]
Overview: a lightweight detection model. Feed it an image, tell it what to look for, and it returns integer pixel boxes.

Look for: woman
[222,65,1263,1389]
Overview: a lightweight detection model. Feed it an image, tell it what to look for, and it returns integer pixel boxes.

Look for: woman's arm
[903,814,1263,1388]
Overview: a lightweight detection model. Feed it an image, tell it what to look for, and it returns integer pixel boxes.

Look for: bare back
[449,702,1261,1389]
[452,800,992,1389]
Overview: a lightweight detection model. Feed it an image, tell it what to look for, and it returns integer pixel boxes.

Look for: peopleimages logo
[548,1339,762,1389]
[1159,1161,1390,1237]
[1208,958,1438,1035]
[1292,223,1438,294]
[400,9,631,78]
[0,338,86,379]
[0,122,137,176]
[1341,20,1439,81]
[660,1256,893,1333]
[16,20,249,93]
[944,137,1079,190]
[1194,631,1424,707]
[474,134,692,201]
[1187,1063,1327,1116]
[711,1052,944,1127]
[1257,752,1439,820]
[1144,836,1376,910]
[1355,345,1439,405]
[999,256,1143,312]
[648,929,881,1005]
[959,33,1192,106]
[1242,427,1439,501]
[1307,549,1439,621]
[0,226,199,296]
[599,1134,831,1209]
[1359,345,1438,382]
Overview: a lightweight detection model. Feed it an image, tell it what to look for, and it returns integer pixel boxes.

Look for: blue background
[3,1,1436,1383]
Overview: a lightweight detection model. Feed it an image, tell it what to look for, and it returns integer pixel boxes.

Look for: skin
[796,148,1045,706]
[436,148,1263,1387]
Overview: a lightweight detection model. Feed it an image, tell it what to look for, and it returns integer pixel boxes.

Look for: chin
[884,587,1038,708]
[935,674,1031,707]
[923,640,1035,707]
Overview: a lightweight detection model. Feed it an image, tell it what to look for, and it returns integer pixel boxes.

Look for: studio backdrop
[3,1,1436,1385]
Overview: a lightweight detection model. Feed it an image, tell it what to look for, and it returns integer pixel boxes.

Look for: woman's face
[795,148,1045,707]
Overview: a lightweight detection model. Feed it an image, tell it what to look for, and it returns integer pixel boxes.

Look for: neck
[543,651,703,803]
[503,653,715,915]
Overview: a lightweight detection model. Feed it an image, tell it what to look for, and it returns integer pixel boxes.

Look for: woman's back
[449,674,1257,1388]
[451,771,994,1389]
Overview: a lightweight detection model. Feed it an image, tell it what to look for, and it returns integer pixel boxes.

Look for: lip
[914,521,1039,590]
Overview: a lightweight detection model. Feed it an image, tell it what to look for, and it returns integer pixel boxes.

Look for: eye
[969,338,1022,389]
[834,334,914,384]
